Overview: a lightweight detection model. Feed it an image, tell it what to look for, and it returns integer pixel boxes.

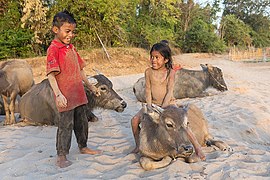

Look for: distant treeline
[0,0,270,59]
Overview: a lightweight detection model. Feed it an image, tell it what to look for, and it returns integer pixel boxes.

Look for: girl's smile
[150,50,168,70]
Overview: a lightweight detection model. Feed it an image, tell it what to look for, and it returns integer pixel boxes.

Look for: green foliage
[47,0,130,49]
[183,19,226,53]
[0,0,35,60]
[1,0,270,59]
[0,29,34,59]
[220,14,252,47]
[222,0,270,48]
[130,0,181,48]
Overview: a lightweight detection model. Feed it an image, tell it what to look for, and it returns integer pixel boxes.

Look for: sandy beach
[0,54,270,179]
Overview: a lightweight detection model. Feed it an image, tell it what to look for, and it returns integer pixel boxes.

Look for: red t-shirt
[46,39,88,112]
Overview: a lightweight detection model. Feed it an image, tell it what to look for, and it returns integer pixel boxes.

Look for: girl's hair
[52,10,76,28]
[150,42,173,70]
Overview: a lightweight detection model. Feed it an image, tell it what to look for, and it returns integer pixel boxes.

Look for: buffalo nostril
[183,145,193,153]
[121,101,127,108]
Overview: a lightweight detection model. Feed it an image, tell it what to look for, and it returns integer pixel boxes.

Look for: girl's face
[53,22,76,45]
[150,50,168,70]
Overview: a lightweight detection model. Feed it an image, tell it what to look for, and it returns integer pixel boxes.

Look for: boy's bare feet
[130,147,139,154]
[80,147,102,155]
[56,155,72,168]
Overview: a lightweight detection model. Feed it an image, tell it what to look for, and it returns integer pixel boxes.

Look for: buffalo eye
[99,85,107,92]
[166,121,174,128]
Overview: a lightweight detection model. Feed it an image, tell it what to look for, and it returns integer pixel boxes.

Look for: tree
[130,0,181,48]
[183,19,226,53]
[47,0,131,49]
[223,0,270,20]
[0,0,34,59]
[20,0,49,55]
[222,0,270,47]
[219,14,252,47]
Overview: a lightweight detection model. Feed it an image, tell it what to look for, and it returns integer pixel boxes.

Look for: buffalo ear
[179,104,189,128]
[181,104,189,113]
[200,64,208,71]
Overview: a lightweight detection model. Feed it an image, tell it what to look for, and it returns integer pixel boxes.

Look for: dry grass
[22,47,225,83]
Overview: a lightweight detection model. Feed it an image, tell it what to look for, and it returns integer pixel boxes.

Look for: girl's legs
[131,109,143,153]
[185,127,206,160]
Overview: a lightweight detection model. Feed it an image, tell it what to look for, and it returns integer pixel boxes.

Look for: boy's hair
[52,10,76,28]
[150,42,173,70]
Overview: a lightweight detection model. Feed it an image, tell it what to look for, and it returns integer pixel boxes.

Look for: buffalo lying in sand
[133,64,227,102]
[139,104,230,170]
[19,74,127,126]
[0,60,34,125]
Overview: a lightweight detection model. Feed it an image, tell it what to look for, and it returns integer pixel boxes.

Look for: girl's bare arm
[161,70,175,108]
[145,68,152,107]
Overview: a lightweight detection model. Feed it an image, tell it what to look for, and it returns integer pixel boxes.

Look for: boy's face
[52,22,76,45]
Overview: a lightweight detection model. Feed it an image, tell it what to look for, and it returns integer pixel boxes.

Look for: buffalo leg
[9,91,17,124]
[206,139,231,151]
[2,95,10,125]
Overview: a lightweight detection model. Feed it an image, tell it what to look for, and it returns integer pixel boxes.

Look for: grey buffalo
[133,64,228,102]
[0,60,34,125]
[19,74,127,126]
[139,104,230,170]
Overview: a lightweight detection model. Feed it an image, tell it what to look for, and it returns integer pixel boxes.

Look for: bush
[0,29,34,60]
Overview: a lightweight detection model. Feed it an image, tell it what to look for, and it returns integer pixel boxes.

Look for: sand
[0,54,270,179]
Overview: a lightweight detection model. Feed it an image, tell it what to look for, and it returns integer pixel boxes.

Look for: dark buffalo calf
[19,74,127,126]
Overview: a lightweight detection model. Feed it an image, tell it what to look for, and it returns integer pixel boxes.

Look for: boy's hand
[56,93,67,108]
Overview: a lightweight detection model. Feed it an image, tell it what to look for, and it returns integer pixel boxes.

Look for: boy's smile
[53,22,76,45]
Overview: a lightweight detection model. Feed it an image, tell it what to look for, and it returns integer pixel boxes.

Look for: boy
[46,10,101,168]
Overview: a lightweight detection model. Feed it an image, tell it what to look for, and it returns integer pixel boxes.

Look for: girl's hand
[146,104,153,113]
[56,93,67,108]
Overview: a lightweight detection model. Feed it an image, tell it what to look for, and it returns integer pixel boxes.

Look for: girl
[131,42,205,161]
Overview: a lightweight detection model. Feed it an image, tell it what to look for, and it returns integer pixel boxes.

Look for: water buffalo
[139,103,230,170]
[0,96,19,115]
[0,97,4,115]
[0,60,34,125]
[18,74,127,126]
[133,64,228,102]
